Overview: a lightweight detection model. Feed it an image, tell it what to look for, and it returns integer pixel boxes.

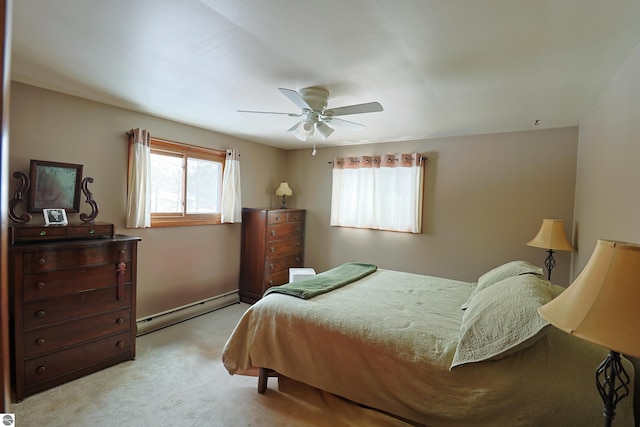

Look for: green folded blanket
[263,262,378,299]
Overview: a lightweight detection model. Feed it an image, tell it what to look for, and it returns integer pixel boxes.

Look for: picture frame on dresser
[28,160,83,213]
[43,208,68,225]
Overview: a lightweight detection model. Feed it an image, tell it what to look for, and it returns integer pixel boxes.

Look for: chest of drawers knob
[37,282,45,289]
[116,317,124,325]
[36,338,45,346]
[35,310,45,318]
[36,366,46,374]
[38,258,46,265]
[116,341,125,349]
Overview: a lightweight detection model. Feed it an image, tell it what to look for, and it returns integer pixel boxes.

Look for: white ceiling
[11,0,640,150]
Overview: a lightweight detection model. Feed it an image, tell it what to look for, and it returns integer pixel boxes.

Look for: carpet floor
[12,302,412,427]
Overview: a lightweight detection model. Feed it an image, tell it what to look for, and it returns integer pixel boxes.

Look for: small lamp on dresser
[527,219,574,281]
[538,239,640,426]
[276,181,292,208]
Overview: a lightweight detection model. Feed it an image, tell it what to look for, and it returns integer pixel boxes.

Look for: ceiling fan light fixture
[316,121,334,140]
[299,119,315,136]
[292,127,307,141]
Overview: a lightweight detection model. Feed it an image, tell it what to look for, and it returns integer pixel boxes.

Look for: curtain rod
[328,155,428,165]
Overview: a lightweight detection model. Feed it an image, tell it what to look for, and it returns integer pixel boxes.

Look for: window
[330,153,425,233]
[149,138,225,227]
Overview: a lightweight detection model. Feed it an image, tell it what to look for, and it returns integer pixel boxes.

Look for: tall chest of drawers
[239,208,305,303]
[8,232,140,401]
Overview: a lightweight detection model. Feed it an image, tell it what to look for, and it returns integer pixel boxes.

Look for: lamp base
[279,195,287,209]
[544,249,556,281]
[596,350,630,427]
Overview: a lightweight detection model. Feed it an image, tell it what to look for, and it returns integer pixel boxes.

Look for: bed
[222,261,636,426]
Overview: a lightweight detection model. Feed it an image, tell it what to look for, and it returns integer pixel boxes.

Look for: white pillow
[461,260,543,310]
[451,274,553,369]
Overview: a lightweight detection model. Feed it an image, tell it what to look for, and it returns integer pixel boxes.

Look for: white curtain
[125,128,151,228]
[330,153,425,233]
[221,148,242,223]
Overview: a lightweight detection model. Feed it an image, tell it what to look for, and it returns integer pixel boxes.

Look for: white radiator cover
[136,291,240,336]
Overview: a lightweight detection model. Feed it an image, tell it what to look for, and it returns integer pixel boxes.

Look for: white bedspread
[222,269,635,426]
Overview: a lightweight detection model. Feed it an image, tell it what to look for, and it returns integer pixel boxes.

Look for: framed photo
[43,208,68,225]
[28,160,83,213]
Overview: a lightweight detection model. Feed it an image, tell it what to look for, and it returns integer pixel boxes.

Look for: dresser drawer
[265,238,303,259]
[287,210,305,223]
[22,262,133,302]
[264,254,303,276]
[23,285,132,330]
[267,210,304,224]
[23,308,131,358]
[266,223,304,242]
[10,222,115,243]
[22,242,133,273]
[24,331,132,386]
[267,211,288,224]
[264,270,289,290]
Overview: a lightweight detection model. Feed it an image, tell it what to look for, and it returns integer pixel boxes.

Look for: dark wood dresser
[8,225,140,401]
[239,208,305,303]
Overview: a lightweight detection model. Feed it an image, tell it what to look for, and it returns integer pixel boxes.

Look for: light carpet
[12,302,412,427]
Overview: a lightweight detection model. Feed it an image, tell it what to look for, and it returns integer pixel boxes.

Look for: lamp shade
[527,219,574,251]
[538,239,640,358]
[275,181,292,197]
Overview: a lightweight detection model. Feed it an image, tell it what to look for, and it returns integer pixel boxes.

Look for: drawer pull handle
[269,247,275,253]
[89,229,95,234]
[275,216,280,221]
[268,280,274,286]
[116,341,125,349]
[116,317,124,325]
[39,231,46,236]
[37,282,45,289]
[296,228,301,233]
[271,230,276,236]
[36,338,45,346]
[38,258,46,265]
[36,366,46,374]
[295,257,300,263]
[296,243,300,248]
[269,264,274,270]
[35,310,45,318]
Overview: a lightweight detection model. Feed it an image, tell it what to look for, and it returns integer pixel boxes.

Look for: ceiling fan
[238,87,383,141]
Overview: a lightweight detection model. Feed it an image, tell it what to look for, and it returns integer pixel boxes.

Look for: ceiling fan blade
[278,88,313,111]
[324,116,365,130]
[237,109,301,117]
[324,102,383,117]
[286,122,300,132]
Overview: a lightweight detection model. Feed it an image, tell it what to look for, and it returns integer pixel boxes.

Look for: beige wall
[574,40,640,420]
[285,127,578,285]
[9,82,285,318]
[574,40,640,273]
[8,81,580,320]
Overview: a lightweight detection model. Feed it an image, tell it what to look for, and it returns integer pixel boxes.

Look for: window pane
[150,153,183,212]
[186,158,221,214]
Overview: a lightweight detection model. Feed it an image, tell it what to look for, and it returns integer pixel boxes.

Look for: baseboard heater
[136,291,240,336]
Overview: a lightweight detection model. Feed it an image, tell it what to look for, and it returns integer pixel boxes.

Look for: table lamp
[527,219,574,280]
[275,181,292,208]
[538,239,640,426]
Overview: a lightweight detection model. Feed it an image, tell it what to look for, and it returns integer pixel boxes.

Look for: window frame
[149,138,226,227]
